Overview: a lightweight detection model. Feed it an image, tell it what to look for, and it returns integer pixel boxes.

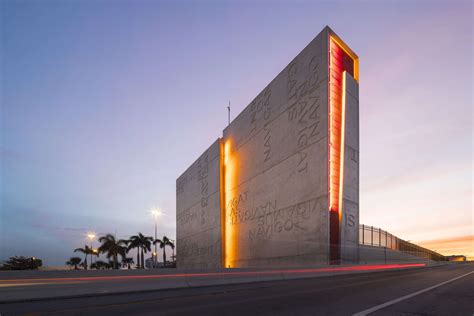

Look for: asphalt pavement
[0,262,472,315]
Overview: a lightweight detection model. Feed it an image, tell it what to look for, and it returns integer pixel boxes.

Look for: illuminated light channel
[223,139,237,268]
[339,70,347,224]
[328,34,358,263]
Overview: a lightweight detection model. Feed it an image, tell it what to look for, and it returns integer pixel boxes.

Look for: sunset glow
[1,2,471,266]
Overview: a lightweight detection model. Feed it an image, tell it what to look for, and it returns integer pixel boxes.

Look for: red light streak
[0,264,426,284]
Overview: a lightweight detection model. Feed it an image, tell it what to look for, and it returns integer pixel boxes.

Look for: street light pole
[154,219,157,268]
[87,233,96,269]
[150,208,162,268]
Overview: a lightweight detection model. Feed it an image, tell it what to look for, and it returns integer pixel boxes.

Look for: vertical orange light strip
[329,37,343,215]
[219,139,226,267]
[338,71,347,223]
[328,37,341,263]
[329,35,356,263]
[223,139,236,268]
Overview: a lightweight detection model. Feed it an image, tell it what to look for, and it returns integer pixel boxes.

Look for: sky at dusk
[1,0,472,265]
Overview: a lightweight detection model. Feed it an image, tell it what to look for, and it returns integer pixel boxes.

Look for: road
[0,263,472,315]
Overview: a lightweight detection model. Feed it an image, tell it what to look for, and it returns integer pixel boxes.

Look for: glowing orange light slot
[328,35,357,263]
[223,139,237,268]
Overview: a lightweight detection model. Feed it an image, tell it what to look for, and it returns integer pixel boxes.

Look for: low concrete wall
[359,245,433,264]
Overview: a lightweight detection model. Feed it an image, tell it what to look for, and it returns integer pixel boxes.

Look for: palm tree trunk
[84,255,88,270]
[114,254,118,269]
[163,247,166,267]
[141,248,144,269]
[136,250,140,269]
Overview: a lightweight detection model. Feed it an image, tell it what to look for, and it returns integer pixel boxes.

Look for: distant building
[144,257,165,269]
[446,255,467,262]
[176,26,359,268]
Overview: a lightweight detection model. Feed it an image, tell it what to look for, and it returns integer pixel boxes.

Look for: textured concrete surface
[222,28,329,267]
[176,139,222,268]
[341,73,360,263]
[176,26,359,268]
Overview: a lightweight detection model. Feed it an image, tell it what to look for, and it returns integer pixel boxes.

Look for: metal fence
[359,224,446,261]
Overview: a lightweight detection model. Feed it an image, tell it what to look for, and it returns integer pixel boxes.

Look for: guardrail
[359,224,446,261]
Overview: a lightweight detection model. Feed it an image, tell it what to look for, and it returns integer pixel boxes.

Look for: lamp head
[150,208,163,219]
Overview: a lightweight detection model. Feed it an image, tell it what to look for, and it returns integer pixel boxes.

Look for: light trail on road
[0,263,425,286]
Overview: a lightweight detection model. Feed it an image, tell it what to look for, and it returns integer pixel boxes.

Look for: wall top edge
[222,27,330,136]
[176,138,222,181]
[326,26,359,60]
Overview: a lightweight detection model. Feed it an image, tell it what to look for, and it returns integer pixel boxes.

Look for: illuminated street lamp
[87,232,96,268]
[150,208,162,268]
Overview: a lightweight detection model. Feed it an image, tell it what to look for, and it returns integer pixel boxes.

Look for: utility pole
[227,101,230,125]
[154,219,157,268]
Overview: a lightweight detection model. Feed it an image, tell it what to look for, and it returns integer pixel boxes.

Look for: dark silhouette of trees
[66,257,82,270]
[0,256,42,270]
[97,234,128,269]
[154,236,175,267]
[74,245,94,270]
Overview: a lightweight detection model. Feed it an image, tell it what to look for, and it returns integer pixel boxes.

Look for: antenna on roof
[227,101,231,125]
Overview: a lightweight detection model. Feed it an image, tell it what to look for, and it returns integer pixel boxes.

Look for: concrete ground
[0,262,472,315]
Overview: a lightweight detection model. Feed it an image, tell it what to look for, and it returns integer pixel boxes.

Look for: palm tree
[122,257,134,269]
[90,248,99,266]
[74,245,93,270]
[97,234,128,269]
[93,260,110,270]
[66,257,82,270]
[169,240,175,263]
[154,236,174,267]
[128,233,152,269]
[127,235,142,269]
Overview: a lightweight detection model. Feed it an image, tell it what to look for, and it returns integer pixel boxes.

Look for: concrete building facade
[176,26,359,268]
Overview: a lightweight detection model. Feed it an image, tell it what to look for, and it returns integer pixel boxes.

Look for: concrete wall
[222,28,330,267]
[176,27,360,268]
[341,73,360,263]
[359,245,433,264]
[176,139,222,268]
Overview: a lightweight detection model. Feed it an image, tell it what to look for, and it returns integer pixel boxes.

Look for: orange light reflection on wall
[223,139,237,268]
[329,35,357,262]
[338,70,347,223]
[329,37,344,215]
